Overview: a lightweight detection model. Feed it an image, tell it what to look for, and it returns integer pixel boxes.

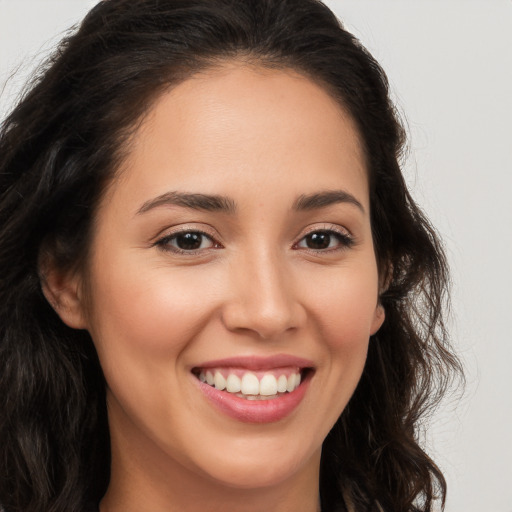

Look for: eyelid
[293,223,356,252]
[151,222,220,242]
[299,223,353,239]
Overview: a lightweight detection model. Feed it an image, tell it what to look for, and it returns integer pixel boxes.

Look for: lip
[191,354,314,423]
[193,354,315,371]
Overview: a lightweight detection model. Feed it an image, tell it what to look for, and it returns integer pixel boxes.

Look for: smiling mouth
[192,367,311,401]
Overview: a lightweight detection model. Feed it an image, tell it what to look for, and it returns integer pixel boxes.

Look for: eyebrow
[136,191,237,215]
[293,190,364,213]
[136,189,364,216]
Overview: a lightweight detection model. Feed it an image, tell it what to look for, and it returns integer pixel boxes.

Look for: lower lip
[194,373,311,423]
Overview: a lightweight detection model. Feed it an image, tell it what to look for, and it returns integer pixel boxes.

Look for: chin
[190,437,319,490]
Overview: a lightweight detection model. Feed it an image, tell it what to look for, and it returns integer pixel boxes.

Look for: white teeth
[226,374,241,393]
[198,369,303,397]
[259,374,278,396]
[277,374,287,393]
[214,371,226,390]
[286,374,296,392]
[241,372,260,395]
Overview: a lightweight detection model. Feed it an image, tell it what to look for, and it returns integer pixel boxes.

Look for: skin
[46,62,385,512]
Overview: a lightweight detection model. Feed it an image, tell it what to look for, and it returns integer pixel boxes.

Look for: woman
[0,1,461,511]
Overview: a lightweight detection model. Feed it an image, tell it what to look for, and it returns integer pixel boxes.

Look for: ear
[370,303,385,335]
[39,257,87,330]
[370,260,392,335]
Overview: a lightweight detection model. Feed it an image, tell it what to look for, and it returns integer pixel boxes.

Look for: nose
[221,249,306,340]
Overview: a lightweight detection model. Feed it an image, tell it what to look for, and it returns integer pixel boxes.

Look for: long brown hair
[0,1,462,511]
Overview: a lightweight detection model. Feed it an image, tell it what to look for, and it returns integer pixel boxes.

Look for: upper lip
[192,354,314,371]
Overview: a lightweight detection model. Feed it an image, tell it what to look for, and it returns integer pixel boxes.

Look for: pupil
[307,232,330,249]
[176,232,202,250]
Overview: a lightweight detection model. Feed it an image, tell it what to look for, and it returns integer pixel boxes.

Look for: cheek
[85,255,220,365]
[305,264,380,347]
[83,260,223,437]
[294,264,378,429]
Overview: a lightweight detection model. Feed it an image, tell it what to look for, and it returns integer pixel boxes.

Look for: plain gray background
[1,1,511,511]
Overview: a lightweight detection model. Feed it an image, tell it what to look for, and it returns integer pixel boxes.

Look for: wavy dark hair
[0,1,461,511]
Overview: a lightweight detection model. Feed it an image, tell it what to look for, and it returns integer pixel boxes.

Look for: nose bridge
[222,244,303,339]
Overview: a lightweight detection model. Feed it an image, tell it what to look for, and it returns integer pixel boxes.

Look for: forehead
[106,62,368,212]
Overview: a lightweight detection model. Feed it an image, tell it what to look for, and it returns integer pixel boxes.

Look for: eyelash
[153,229,221,255]
[154,226,355,255]
[293,226,355,253]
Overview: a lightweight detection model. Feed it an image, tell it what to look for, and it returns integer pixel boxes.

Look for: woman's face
[76,63,384,493]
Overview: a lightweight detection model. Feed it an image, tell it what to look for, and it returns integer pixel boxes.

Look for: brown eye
[304,232,332,250]
[175,232,205,250]
[157,231,217,253]
[296,229,354,251]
